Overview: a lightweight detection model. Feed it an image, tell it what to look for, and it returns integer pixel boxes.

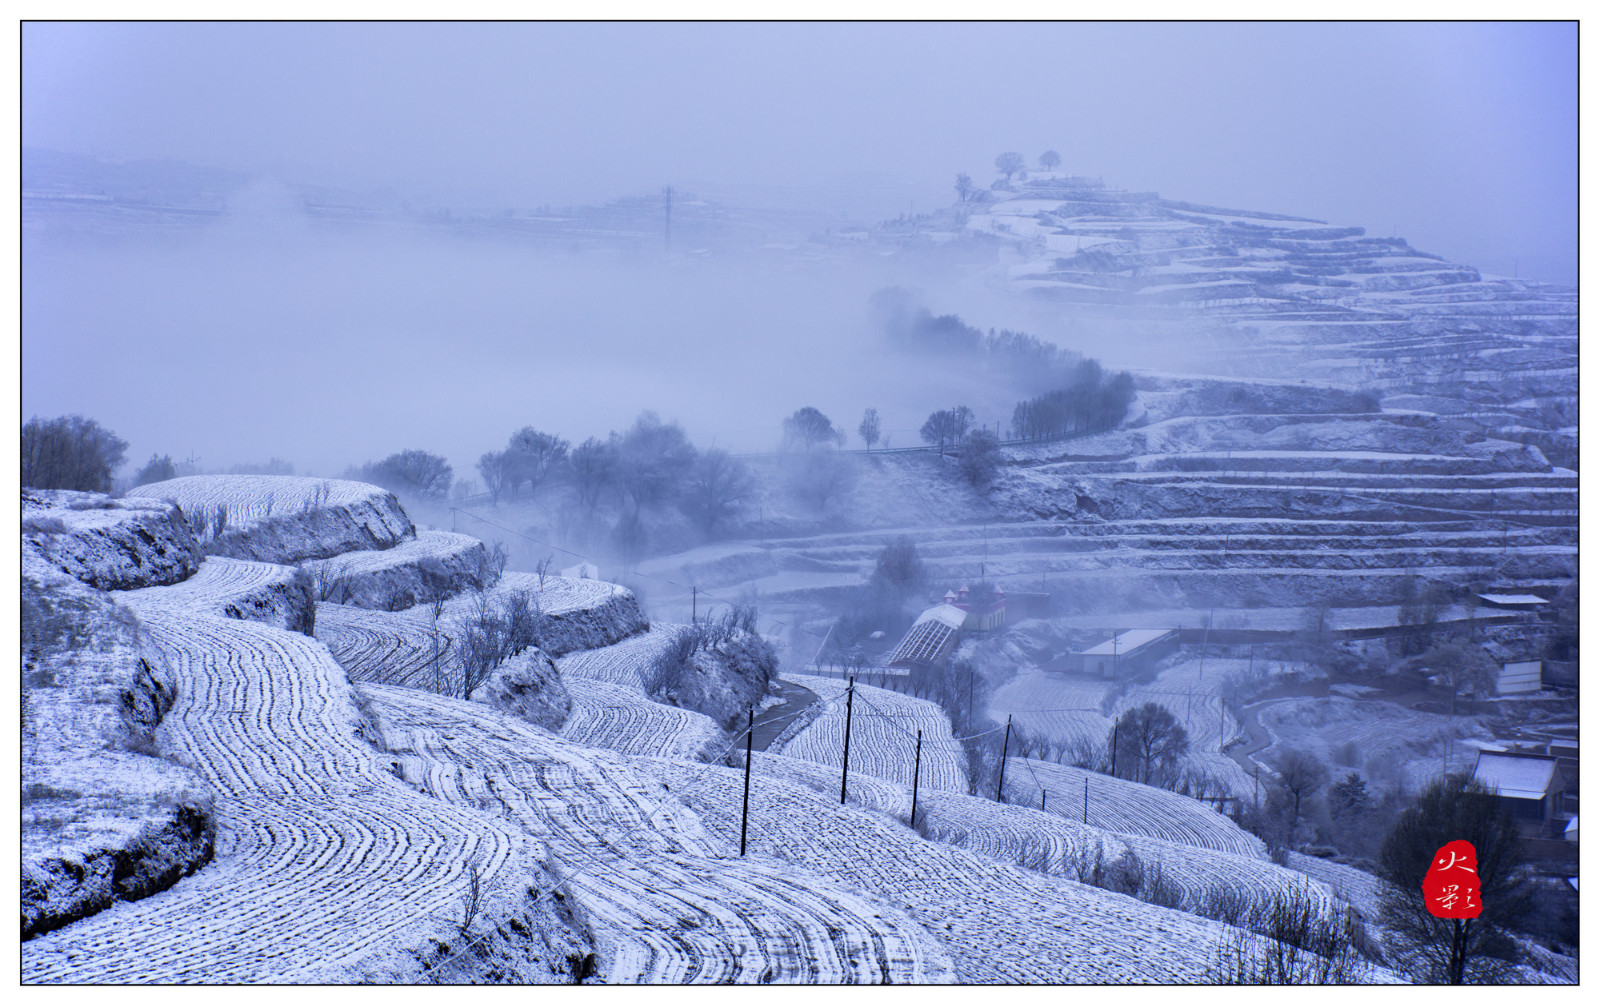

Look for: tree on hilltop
[858,408,881,451]
[356,449,453,499]
[954,173,975,203]
[1039,150,1061,171]
[782,406,845,452]
[995,151,1025,182]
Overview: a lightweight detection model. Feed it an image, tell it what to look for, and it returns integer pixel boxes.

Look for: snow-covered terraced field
[23,489,202,590]
[562,677,722,761]
[739,747,1332,931]
[778,674,968,794]
[556,625,682,688]
[301,529,487,609]
[128,475,416,565]
[439,573,648,656]
[1004,759,1266,860]
[1286,852,1385,923]
[362,684,954,983]
[1114,659,1254,797]
[988,670,1114,755]
[315,602,453,690]
[646,755,1259,982]
[120,556,315,634]
[24,601,574,982]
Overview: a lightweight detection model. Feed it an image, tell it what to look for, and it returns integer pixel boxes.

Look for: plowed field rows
[1114,659,1254,797]
[315,602,453,690]
[556,626,682,688]
[778,674,967,794]
[128,475,393,527]
[1006,759,1266,860]
[988,671,1113,755]
[22,606,541,982]
[644,756,1242,982]
[562,678,722,761]
[363,684,954,983]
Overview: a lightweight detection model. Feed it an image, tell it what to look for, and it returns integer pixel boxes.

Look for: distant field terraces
[659,401,1573,622]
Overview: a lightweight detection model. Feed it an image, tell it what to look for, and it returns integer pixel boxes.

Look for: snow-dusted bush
[643,607,775,729]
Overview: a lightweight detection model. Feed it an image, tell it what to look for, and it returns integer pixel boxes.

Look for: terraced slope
[646,755,1268,982]
[556,625,683,688]
[23,489,202,590]
[24,583,584,981]
[741,747,1336,930]
[315,601,454,690]
[128,475,415,564]
[363,684,956,983]
[778,674,968,794]
[302,529,489,609]
[1003,759,1266,860]
[142,556,316,633]
[439,573,648,656]
[561,677,722,760]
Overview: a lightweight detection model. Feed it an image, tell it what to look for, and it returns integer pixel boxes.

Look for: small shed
[1069,628,1179,678]
[1473,750,1564,828]
[561,561,600,580]
[1496,659,1542,695]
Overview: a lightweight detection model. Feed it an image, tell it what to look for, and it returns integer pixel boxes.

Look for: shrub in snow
[469,647,571,732]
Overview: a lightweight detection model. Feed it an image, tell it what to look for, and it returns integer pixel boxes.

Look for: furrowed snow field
[23,602,577,982]
[362,683,955,983]
[127,475,415,564]
[128,556,314,631]
[556,625,684,688]
[988,670,1114,756]
[561,678,722,761]
[315,602,454,690]
[1115,659,1254,797]
[777,674,968,794]
[436,573,648,656]
[645,755,1259,983]
[1003,759,1266,860]
[732,748,1339,931]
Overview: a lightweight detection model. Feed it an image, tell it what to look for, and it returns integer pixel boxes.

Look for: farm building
[1496,659,1543,695]
[1473,750,1565,831]
[939,584,1009,632]
[885,604,967,669]
[1067,628,1179,678]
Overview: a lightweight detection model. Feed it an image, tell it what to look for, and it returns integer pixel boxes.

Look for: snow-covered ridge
[23,489,203,591]
[128,475,415,564]
[300,529,489,610]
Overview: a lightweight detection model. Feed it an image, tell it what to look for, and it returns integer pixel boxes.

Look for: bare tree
[568,436,618,517]
[1039,149,1061,172]
[954,172,975,203]
[1271,747,1330,842]
[504,426,570,498]
[477,450,513,503]
[782,406,845,452]
[1109,703,1189,785]
[134,453,177,486]
[994,151,1025,182]
[858,407,881,451]
[682,448,755,534]
[458,855,484,937]
[22,414,129,492]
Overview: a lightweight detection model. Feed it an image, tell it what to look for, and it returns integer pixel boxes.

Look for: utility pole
[1083,777,1089,824]
[910,729,923,827]
[741,709,754,855]
[692,586,697,623]
[1041,790,1046,812]
[450,507,457,532]
[1110,722,1119,779]
[997,715,1013,802]
[840,676,856,804]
